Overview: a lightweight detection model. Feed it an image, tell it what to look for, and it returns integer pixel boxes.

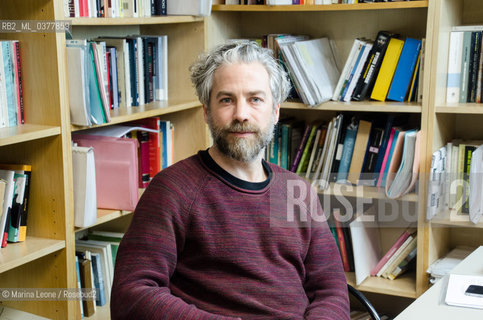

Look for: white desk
[396,246,483,319]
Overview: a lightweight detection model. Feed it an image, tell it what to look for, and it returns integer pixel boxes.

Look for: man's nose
[233,99,250,122]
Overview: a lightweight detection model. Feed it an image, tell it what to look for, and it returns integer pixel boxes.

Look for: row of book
[66,36,168,126]
[269,31,423,107]
[331,209,418,283]
[446,26,483,104]
[0,40,24,128]
[265,114,421,198]
[64,0,212,18]
[333,32,423,103]
[75,230,124,317]
[427,141,483,224]
[228,0,412,5]
[0,164,31,249]
[72,119,174,228]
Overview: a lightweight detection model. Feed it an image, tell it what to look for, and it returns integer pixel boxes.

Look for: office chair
[348,284,381,320]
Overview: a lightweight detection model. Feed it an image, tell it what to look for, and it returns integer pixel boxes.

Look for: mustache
[223,121,261,134]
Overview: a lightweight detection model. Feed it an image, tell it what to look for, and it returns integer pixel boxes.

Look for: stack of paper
[427,246,474,283]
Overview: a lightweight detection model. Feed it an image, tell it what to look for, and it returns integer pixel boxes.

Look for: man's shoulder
[151,153,208,189]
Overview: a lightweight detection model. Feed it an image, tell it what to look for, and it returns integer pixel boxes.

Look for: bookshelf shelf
[69,16,203,26]
[345,271,417,299]
[435,105,483,114]
[213,2,428,12]
[74,209,134,233]
[71,100,201,132]
[318,183,419,202]
[0,237,65,274]
[0,125,61,147]
[282,101,422,113]
[430,210,483,229]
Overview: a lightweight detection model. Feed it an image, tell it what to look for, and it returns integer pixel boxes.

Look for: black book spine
[352,31,392,101]
[467,31,482,103]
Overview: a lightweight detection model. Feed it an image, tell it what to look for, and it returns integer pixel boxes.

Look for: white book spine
[447,31,464,104]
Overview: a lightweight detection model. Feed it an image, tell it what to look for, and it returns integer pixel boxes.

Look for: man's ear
[202,104,209,124]
[274,103,281,123]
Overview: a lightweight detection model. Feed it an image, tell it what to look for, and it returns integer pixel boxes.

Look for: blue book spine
[387,38,422,102]
[380,130,401,187]
[336,127,358,183]
[341,43,366,101]
[159,120,168,169]
[2,41,17,127]
[91,253,106,306]
[88,44,107,124]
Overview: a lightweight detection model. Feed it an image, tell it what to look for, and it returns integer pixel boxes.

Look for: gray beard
[207,116,276,162]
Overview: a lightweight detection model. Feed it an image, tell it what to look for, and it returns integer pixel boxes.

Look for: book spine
[370,230,410,276]
[336,127,357,183]
[334,219,351,272]
[290,124,311,172]
[18,169,30,242]
[137,130,150,188]
[467,32,481,103]
[352,31,392,101]
[459,31,472,103]
[447,32,464,103]
[296,125,317,174]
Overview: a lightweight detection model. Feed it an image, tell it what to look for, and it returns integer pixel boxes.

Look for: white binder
[72,145,97,228]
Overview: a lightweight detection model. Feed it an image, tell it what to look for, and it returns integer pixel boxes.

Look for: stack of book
[65,0,167,18]
[0,164,31,249]
[333,31,423,103]
[446,26,483,104]
[0,40,24,128]
[66,35,168,126]
[427,140,483,224]
[75,230,125,317]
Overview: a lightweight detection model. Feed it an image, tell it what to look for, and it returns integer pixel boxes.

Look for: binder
[73,134,139,211]
[72,145,97,228]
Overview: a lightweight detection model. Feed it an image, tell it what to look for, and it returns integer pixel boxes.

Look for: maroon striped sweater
[111,151,349,319]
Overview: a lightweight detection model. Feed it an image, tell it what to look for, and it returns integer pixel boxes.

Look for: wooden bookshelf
[71,100,201,131]
[213,1,429,12]
[0,237,65,274]
[435,105,483,114]
[70,16,203,26]
[430,210,483,229]
[345,271,417,299]
[0,125,60,147]
[282,101,422,113]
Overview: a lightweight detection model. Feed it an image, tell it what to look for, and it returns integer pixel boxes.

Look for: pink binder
[73,134,139,211]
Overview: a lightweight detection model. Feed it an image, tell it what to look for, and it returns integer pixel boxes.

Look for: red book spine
[370,230,411,276]
[334,219,350,272]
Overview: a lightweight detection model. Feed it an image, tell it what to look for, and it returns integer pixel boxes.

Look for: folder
[73,134,139,211]
[72,145,97,228]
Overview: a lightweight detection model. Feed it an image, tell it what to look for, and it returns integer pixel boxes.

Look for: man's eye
[251,97,262,103]
[220,98,232,103]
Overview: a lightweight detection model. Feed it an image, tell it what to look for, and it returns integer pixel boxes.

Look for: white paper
[445,274,483,309]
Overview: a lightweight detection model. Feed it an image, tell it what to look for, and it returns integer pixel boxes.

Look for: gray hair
[189,41,291,108]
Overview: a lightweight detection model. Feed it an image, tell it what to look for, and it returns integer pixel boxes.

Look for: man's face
[204,62,280,162]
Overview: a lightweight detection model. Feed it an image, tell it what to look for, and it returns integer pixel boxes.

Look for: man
[111,41,349,319]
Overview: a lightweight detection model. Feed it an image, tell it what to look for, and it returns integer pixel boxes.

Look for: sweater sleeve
[110,171,239,320]
[303,193,350,320]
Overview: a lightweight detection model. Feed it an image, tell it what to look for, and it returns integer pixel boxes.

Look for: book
[336,118,358,184]
[72,146,97,228]
[0,170,15,248]
[376,232,416,277]
[459,31,472,103]
[387,38,422,102]
[382,235,417,279]
[332,39,365,101]
[370,228,415,277]
[447,31,464,103]
[0,164,31,242]
[352,31,394,101]
[347,119,372,185]
[77,255,96,317]
[290,124,312,172]
[370,37,405,101]
[90,252,107,306]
